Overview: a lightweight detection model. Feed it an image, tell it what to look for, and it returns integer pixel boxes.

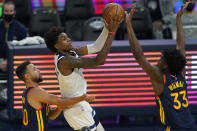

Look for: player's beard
[37,76,43,83]
[33,75,43,83]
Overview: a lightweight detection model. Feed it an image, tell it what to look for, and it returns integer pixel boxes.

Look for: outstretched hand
[177,2,190,18]
[125,4,136,24]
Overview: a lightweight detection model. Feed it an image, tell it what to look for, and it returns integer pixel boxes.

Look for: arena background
[0,0,197,131]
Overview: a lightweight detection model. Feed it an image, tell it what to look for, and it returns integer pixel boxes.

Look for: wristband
[108,32,115,35]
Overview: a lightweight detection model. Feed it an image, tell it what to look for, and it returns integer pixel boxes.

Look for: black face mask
[3,14,15,23]
[186,3,196,12]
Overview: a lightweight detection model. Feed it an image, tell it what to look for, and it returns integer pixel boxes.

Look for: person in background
[172,0,197,39]
[0,0,28,71]
[145,0,175,39]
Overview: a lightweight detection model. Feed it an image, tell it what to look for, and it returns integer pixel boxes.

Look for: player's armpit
[47,107,62,120]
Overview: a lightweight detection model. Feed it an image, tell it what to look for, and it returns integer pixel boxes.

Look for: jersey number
[170,90,189,110]
[23,108,28,126]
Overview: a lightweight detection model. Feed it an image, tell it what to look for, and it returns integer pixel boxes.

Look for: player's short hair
[162,48,186,75]
[44,26,63,53]
[3,0,15,11]
[16,61,31,81]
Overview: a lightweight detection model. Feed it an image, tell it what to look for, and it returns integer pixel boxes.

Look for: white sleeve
[86,26,109,54]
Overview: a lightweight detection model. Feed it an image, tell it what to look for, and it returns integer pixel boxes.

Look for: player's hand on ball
[84,95,95,103]
[102,3,125,32]
[125,4,136,24]
[105,14,123,32]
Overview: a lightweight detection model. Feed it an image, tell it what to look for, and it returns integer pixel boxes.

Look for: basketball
[102,3,125,24]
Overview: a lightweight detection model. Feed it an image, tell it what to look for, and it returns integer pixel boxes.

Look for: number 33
[171,90,189,110]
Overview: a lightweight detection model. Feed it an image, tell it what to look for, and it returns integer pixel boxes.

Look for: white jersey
[54,51,101,131]
[54,51,87,98]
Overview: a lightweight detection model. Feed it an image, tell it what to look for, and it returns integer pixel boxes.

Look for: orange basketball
[102,3,125,24]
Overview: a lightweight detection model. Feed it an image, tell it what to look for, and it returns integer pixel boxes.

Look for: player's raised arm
[125,4,163,96]
[176,2,190,56]
[58,13,124,71]
[58,20,120,68]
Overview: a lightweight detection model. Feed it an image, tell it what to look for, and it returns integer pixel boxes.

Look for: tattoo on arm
[62,34,115,68]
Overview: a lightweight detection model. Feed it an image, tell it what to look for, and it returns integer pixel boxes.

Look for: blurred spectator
[0,0,28,71]
[145,0,175,39]
[172,0,197,39]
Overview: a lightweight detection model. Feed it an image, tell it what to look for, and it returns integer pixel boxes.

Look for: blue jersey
[22,87,50,131]
[156,74,196,130]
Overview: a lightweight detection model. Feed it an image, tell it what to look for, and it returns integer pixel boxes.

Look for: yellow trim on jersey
[39,110,44,131]
[23,108,28,126]
[156,97,165,125]
[36,110,44,131]
[166,126,171,131]
[36,111,41,131]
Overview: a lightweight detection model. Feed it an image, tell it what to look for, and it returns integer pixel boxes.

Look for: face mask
[3,14,15,23]
[186,3,196,12]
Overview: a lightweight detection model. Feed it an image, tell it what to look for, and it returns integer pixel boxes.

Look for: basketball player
[44,15,122,130]
[16,61,95,131]
[125,3,197,131]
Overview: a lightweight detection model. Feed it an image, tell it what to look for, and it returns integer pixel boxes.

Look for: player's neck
[61,50,71,55]
[25,81,39,88]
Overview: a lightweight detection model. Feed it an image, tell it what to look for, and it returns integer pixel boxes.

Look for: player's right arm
[176,2,189,56]
[58,18,122,71]
[29,88,95,108]
[125,4,163,96]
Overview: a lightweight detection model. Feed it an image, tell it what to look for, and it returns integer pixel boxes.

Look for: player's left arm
[47,107,62,120]
[176,2,190,56]
[72,25,109,56]
[126,4,164,96]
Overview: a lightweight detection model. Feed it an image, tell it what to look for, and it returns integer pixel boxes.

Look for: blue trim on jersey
[89,109,99,129]
[91,109,95,117]
[57,51,78,61]
[57,52,67,61]
[89,123,96,129]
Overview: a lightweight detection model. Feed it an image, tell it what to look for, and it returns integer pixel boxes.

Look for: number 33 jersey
[156,73,196,129]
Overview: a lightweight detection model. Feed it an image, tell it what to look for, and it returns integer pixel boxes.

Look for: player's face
[157,56,168,72]
[3,4,15,15]
[55,33,72,52]
[26,64,43,83]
